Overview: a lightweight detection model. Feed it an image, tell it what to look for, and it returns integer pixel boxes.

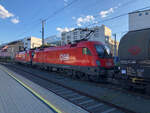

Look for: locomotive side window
[95,45,105,57]
[82,48,92,55]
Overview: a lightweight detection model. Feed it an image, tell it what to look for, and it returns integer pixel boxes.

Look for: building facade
[23,36,42,50]
[45,35,61,46]
[106,37,119,56]
[2,40,24,59]
[129,9,150,31]
[61,25,112,45]
[61,25,119,56]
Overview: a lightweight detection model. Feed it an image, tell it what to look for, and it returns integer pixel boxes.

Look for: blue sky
[0,0,150,44]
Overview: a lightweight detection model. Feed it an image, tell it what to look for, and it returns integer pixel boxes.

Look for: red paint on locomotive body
[32,41,113,68]
[15,50,34,64]
[15,51,26,63]
[15,41,114,76]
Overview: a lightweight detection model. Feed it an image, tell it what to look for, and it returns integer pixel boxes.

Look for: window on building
[80,35,83,39]
[74,36,77,40]
[139,13,142,16]
[94,33,99,37]
[67,36,70,40]
[145,12,149,15]
[80,31,84,35]
[73,31,77,35]
[82,48,92,55]
[62,33,66,36]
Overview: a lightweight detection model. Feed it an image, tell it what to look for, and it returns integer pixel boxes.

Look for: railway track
[2,63,136,113]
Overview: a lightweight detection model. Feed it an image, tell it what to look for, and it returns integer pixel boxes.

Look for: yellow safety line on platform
[0,66,62,113]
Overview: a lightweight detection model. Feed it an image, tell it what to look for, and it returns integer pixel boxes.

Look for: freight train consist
[15,41,114,81]
[118,28,150,93]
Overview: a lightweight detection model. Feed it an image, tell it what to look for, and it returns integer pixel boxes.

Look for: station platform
[0,65,88,113]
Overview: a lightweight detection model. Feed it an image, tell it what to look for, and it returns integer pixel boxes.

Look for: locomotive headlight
[96,60,101,66]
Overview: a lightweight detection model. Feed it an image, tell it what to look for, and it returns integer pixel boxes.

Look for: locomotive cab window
[82,48,92,55]
[95,44,112,58]
[95,45,104,58]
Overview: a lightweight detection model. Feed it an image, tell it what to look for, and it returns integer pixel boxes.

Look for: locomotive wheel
[71,70,78,79]
[78,72,89,81]
[46,66,49,70]
[58,68,64,73]
[89,75,99,82]
[48,67,53,72]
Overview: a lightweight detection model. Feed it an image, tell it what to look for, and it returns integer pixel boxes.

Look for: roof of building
[7,40,23,45]
[129,9,150,14]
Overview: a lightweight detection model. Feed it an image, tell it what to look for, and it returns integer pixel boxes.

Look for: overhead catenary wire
[14,1,150,42]
[15,21,41,39]
[86,5,150,27]
[14,0,136,39]
[45,0,78,21]
[15,0,78,40]
[67,5,150,29]
[93,0,139,18]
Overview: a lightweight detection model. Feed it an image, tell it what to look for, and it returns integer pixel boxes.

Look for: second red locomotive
[15,41,114,81]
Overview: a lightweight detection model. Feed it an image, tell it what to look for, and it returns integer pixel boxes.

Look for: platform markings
[0,66,62,113]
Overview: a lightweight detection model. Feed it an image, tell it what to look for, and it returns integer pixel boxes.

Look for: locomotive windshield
[95,44,112,58]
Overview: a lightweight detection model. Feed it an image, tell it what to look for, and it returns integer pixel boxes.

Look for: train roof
[118,28,150,60]
[44,41,103,51]
[16,41,104,53]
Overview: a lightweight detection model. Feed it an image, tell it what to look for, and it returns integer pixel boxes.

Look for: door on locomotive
[82,47,92,65]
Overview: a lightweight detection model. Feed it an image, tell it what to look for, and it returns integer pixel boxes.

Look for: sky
[0,0,150,44]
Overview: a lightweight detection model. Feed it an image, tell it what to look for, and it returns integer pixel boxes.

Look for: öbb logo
[128,46,141,55]
[60,54,70,61]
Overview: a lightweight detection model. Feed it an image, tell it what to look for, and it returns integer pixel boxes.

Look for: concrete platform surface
[0,68,57,113]
[0,64,89,113]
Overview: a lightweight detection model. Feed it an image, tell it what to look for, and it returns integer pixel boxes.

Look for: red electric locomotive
[15,41,114,81]
[15,50,34,65]
[31,41,114,81]
[15,51,26,63]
